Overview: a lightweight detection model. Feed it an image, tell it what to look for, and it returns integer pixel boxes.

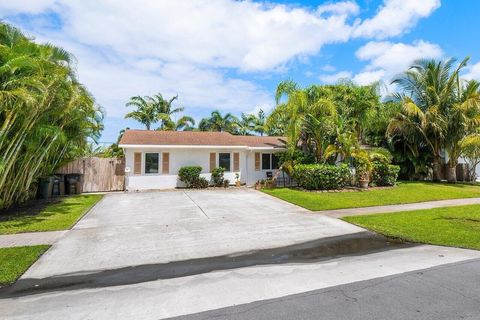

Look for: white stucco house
[119,130,286,190]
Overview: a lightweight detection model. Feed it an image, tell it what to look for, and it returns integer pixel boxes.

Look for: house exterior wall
[123,147,284,190]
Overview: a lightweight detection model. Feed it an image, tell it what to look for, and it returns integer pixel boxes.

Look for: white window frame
[261,153,272,170]
[218,152,232,172]
[144,152,160,175]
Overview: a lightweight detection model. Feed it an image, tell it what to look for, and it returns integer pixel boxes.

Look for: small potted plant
[265,177,276,189]
[235,173,241,187]
[357,171,369,189]
[354,154,372,189]
[254,180,263,190]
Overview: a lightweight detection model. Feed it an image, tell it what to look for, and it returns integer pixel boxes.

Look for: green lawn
[0,245,50,286]
[343,204,480,250]
[262,182,480,211]
[0,194,103,235]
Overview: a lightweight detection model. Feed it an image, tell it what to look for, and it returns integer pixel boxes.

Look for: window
[145,153,159,174]
[272,153,280,169]
[218,153,231,171]
[262,153,271,170]
[262,153,280,170]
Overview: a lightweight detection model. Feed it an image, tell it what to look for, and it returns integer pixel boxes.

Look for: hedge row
[178,166,231,188]
[292,163,351,190]
[371,162,400,186]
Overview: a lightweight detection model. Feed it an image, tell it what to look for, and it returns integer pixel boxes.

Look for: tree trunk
[432,155,442,182]
[447,164,457,183]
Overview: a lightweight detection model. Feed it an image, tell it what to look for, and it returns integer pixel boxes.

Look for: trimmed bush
[293,164,351,190]
[178,166,203,188]
[371,162,400,186]
[194,177,209,189]
[211,167,225,187]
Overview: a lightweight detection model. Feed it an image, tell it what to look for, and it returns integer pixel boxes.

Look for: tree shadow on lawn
[0,199,62,220]
[0,197,86,231]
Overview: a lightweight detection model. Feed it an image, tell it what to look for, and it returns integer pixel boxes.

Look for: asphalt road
[170,258,480,320]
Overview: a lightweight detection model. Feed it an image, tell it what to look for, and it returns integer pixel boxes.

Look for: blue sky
[2,0,480,143]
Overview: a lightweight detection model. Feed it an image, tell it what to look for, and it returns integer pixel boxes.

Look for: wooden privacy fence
[57,157,125,192]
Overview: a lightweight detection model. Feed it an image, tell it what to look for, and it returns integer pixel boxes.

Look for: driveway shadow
[0,231,415,299]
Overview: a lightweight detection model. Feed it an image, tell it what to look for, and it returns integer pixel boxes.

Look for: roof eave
[119,144,286,150]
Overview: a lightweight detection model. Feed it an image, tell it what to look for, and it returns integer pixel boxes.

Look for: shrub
[371,162,400,186]
[211,167,225,187]
[178,166,203,188]
[194,177,209,189]
[292,164,351,190]
[223,179,230,188]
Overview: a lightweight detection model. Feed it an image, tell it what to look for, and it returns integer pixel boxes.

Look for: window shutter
[209,153,216,172]
[233,152,240,171]
[162,152,169,174]
[254,152,260,171]
[134,152,142,174]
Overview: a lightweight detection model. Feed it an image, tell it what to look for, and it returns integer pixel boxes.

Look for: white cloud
[463,62,480,81]
[47,0,358,72]
[353,70,385,85]
[319,71,353,83]
[0,0,365,125]
[353,40,443,85]
[321,64,336,72]
[0,0,58,14]
[353,0,441,39]
[1,0,443,139]
[317,1,359,16]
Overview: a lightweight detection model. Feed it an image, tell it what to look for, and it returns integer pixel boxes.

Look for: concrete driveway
[2,189,480,320]
[22,189,364,278]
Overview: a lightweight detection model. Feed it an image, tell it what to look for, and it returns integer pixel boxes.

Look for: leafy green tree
[388,57,475,182]
[0,22,103,208]
[444,79,480,182]
[163,116,196,131]
[198,110,239,133]
[238,113,255,135]
[253,109,266,136]
[155,94,185,130]
[460,133,480,181]
[125,96,159,130]
[270,81,377,163]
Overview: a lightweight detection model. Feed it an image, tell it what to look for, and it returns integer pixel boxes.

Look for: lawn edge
[0,244,51,287]
[67,193,105,231]
[262,188,480,212]
[0,194,105,235]
[341,211,480,251]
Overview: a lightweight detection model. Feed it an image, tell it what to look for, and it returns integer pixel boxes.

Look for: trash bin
[66,174,83,195]
[52,174,66,196]
[38,176,54,199]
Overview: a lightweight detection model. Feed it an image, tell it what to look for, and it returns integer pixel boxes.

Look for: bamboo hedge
[0,23,103,209]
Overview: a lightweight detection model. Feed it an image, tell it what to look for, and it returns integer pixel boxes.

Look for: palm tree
[125,96,158,130]
[253,109,266,136]
[155,94,185,130]
[163,116,196,131]
[389,57,469,182]
[199,110,239,133]
[0,22,103,209]
[444,79,480,182]
[238,113,255,135]
[460,133,480,181]
[274,80,339,158]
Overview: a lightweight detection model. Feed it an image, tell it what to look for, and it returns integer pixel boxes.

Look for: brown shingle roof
[119,130,286,148]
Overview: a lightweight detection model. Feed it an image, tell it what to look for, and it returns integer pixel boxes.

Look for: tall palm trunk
[447,164,457,183]
[432,155,442,182]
